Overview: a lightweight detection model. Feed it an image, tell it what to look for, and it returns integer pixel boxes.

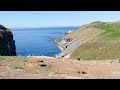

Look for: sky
[1,11,120,28]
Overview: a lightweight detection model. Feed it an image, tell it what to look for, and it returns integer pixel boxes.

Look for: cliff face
[0,24,16,56]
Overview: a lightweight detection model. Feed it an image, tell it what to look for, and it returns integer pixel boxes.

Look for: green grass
[70,21,120,60]
[93,22,120,41]
[93,22,120,31]
[0,56,28,70]
[0,56,27,61]
[93,22,120,42]
[70,41,120,60]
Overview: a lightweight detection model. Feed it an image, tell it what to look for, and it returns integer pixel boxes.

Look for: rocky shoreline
[52,30,79,58]
[51,39,64,52]
[51,39,65,58]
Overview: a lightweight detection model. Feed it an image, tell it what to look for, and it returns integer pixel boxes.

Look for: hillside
[1,21,120,79]
[54,21,120,60]
[70,21,120,60]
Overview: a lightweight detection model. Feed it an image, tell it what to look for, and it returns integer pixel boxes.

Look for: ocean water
[11,26,79,56]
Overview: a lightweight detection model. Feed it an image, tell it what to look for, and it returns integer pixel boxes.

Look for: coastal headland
[0,20,120,79]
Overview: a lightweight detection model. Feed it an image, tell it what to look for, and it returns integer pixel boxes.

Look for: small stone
[77,58,80,60]
[81,71,87,74]
[77,71,87,74]
[37,60,44,63]
[40,64,47,67]
[110,61,113,63]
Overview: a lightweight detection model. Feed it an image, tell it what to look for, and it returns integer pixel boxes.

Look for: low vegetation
[70,41,120,60]
[70,21,120,60]
[0,56,27,61]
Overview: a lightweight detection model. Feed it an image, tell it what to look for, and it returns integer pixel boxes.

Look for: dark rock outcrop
[0,24,16,56]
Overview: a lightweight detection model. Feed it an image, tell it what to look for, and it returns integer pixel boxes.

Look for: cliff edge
[0,24,16,56]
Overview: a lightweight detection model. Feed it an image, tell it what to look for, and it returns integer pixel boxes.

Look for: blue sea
[11,26,79,56]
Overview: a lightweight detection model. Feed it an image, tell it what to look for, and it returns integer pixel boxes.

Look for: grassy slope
[70,21,120,60]
[0,56,27,61]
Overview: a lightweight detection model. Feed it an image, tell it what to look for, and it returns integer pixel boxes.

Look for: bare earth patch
[0,56,120,79]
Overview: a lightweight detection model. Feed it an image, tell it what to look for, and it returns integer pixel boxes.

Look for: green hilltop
[69,21,120,60]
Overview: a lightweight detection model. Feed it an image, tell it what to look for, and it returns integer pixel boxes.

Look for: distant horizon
[1,11,120,28]
[10,25,80,29]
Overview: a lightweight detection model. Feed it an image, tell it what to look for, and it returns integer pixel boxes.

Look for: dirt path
[0,57,120,79]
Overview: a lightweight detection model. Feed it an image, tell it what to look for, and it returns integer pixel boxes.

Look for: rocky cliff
[0,24,16,56]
